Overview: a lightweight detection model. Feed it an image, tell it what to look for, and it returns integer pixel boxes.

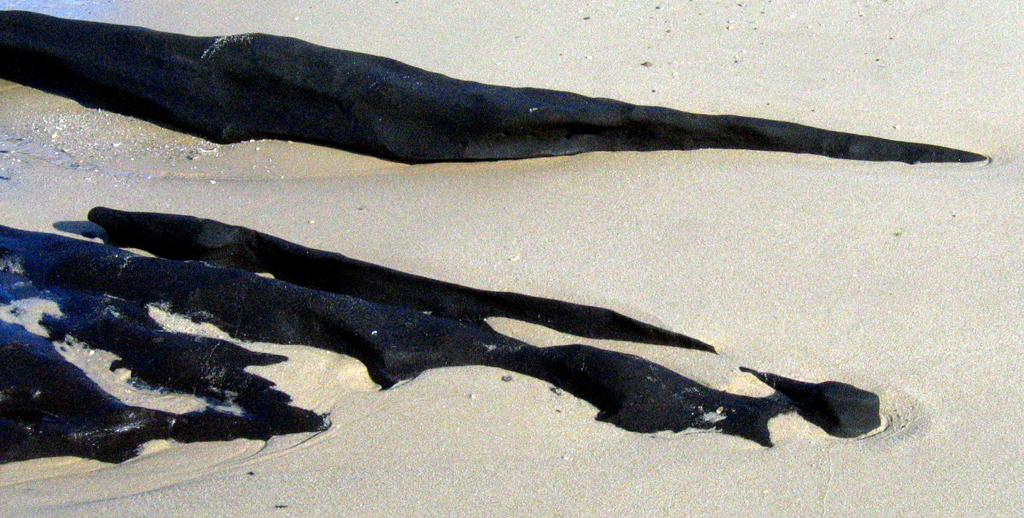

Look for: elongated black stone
[87,206,715,352]
[0,10,985,164]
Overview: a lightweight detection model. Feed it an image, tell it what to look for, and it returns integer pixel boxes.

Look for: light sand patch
[54,337,214,414]
[0,298,221,414]
[148,304,378,414]
[0,297,60,336]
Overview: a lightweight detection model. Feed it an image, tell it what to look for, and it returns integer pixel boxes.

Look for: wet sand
[1,1,1022,516]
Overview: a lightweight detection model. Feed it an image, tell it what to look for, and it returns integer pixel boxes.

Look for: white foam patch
[0,255,25,275]
[201,33,255,60]
[148,304,379,414]
[0,297,61,337]
[701,407,727,424]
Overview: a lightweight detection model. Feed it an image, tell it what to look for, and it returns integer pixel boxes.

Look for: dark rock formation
[0,10,985,164]
[0,209,881,464]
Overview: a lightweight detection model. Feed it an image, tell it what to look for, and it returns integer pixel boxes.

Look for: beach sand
[1,0,1022,515]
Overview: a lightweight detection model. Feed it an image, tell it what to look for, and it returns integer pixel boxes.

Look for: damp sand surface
[1,1,1023,516]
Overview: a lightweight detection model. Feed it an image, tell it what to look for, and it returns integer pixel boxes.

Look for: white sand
[1,0,1022,515]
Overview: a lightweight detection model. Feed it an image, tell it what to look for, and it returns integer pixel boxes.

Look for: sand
[1,0,1022,516]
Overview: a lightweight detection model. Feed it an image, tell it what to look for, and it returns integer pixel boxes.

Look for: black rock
[740,367,882,438]
[0,10,985,164]
[0,209,882,463]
